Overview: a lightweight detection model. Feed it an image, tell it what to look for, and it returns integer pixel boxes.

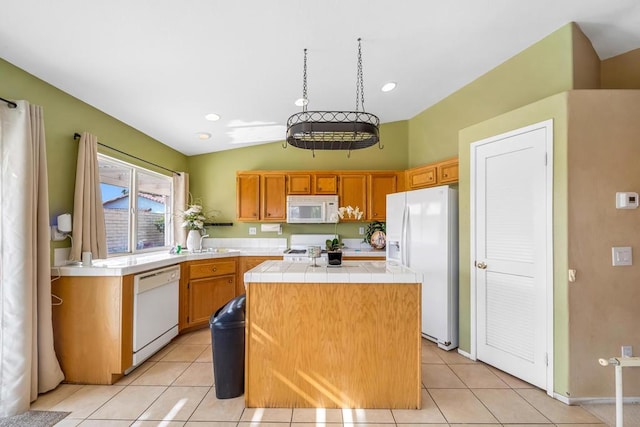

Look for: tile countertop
[51,248,279,277]
[244,260,421,284]
[50,245,385,277]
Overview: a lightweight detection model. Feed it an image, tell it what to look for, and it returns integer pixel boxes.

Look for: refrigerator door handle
[401,206,409,266]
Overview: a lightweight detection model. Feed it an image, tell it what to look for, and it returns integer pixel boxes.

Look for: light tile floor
[31,327,614,426]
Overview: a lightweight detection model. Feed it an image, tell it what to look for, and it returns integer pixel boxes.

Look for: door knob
[476,261,487,269]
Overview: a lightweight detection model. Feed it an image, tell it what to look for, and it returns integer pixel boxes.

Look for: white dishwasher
[129,264,180,371]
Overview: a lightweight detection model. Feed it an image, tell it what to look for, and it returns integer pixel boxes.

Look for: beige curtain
[69,132,107,261]
[0,101,64,417]
[172,172,189,247]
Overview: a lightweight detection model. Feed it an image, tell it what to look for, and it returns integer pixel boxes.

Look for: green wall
[407,23,576,167]
[459,93,569,397]
[0,58,188,254]
[188,120,408,239]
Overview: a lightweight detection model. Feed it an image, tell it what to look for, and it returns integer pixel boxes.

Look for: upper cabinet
[437,158,459,184]
[236,162,455,222]
[313,174,338,194]
[368,173,397,221]
[286,172,338,195]
[236,172,285,222]
[406,164,437,189]
[405,157,458,190]
[236,173,260,221]
[261,174,286,221]
[338,174,368,221]
[287,173,312,194]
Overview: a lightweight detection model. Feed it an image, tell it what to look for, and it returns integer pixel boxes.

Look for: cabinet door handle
[476,261,487,270]
[444,173,448,177]
[228,279,233,284]
[212,267,217,272]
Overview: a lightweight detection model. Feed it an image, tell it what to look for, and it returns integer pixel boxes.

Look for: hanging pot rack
[285,38,382,157]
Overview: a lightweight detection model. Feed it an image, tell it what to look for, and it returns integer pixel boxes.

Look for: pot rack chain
[302,48,308,113]
[356,38,364,112]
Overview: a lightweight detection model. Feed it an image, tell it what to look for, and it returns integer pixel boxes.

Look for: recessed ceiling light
[196,132,211,140]
[294,98,308,107]
[205,113,221,121]
[381,82,397,92]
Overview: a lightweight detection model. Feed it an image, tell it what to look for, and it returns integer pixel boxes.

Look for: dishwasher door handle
[134,266,180,295]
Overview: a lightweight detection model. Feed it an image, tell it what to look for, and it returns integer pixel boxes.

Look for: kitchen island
[244,260,422,409]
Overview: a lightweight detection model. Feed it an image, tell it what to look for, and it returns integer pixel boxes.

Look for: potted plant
[326,205,364,266]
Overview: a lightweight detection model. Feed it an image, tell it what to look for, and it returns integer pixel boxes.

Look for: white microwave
[286,195,339,223]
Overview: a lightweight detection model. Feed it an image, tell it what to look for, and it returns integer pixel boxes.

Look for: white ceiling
[1,0,639,156]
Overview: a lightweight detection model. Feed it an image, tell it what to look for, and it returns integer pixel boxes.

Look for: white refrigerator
[386,185,459,350]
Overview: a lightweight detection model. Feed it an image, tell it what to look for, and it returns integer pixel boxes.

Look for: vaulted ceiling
[1,0,639,155]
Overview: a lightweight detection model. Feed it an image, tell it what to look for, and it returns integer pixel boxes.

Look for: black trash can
[209,294,246,399]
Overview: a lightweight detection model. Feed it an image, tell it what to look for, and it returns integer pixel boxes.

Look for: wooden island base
[245,281,421,409]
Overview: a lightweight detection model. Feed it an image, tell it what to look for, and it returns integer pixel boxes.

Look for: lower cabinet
[180,257,238,331]
[51,275,133,385]
[238,256,282,295]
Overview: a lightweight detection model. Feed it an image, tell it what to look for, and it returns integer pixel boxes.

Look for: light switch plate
[249,227,257,235]
[612,246,632,266]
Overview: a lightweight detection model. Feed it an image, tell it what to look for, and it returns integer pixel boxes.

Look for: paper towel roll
[260,223,282,233]
[58,213,72,233]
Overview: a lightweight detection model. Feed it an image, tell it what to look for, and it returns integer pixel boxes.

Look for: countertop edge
[51,247,387,277]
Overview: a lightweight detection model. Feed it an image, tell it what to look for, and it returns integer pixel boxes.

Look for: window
[98,154,173,255]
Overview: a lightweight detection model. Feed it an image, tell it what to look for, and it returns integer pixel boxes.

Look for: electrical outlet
[249,227,257,235]
[622,345,633,358]
[51,225,67,241]
[359,227,365,235]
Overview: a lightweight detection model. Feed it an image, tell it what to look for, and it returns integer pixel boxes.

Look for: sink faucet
[199,234,210,250]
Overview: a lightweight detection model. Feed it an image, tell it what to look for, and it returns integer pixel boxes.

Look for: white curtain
[69,132,107,261]
[172,172,189,247]
[0,101,64,417]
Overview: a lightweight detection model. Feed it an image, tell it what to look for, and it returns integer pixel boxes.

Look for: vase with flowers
[326,205,364,266]
[181,202,208,251]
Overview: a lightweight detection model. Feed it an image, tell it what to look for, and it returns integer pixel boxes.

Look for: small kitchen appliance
[286,195,339,223]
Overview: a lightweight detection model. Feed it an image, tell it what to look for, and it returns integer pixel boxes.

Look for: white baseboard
[562,395,640,405]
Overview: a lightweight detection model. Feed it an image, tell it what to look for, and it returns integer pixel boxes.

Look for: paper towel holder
[260,223,282,234]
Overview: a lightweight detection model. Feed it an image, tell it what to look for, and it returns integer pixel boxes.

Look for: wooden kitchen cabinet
[261,174,286,221]
[405,158,458,190]
[368,173,397,221]
[51,275,133,384]
[437,158,459,184]
[236,173,260,220]
[313,173,338,194]
[339,174,368,220]
[238,256,282,295]
[406,164,437,189]
[236,172,286,222]
[287,173,312,194]
[182,258,238,330]
[287,172,337,195]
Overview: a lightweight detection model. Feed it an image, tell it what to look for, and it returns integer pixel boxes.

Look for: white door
[471,120,553,392]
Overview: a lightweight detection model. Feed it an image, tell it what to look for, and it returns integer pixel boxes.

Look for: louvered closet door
[473,122,550,389]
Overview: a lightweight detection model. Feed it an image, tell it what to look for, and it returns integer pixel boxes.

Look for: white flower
[330,205,365,250]
[182,203,208,230]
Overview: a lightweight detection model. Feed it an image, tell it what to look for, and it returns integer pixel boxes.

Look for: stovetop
[283,234,337,259]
